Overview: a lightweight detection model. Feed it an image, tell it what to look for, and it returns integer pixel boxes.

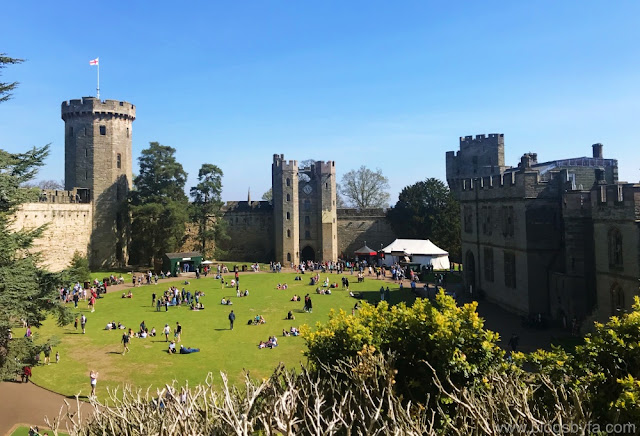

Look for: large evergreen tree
[0,54,72,379]
[129,142,189,266]
[386,178,461,261]
[189,163,226,259]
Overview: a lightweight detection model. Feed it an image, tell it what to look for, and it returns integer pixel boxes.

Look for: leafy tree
[303,293,505,403]
[339,166,390,208]
[0,54,23,103]
[0,55,71,379]
[261,187,272,202]
[189,164,226,259]
[21,179,65,190]
[129,142,189,266]
[387,178,461,261]
[525,297,640,424]
[62,251,91,285]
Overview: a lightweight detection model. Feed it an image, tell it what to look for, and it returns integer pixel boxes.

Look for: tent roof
[354,245,377,255]
[381,239,448,256]
[164,252,203,260]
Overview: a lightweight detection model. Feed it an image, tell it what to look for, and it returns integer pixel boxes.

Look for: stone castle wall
[337,208,396,258]
[219,201,274,262]
[11,202,92,271]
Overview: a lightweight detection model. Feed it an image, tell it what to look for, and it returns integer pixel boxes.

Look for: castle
[446,134,639,324]
[12,97,396,271]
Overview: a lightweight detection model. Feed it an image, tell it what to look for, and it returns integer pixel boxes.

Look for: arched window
[611,285,625,315]
[286,194,291,202]
[287,253,291,262]
[286,212,290,220]
[287,229,291,238]
[286,178,290,187]
[608,228,623,268]
[116,153,122,169]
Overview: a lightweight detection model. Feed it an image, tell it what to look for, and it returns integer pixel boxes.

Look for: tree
[386,178,461,261]
[339,166,390,209]
[129,142,189,266]
[303,293,504,404]
[0,56,72,378]
[0,54,23,103]
[62,251,90,285]
[189,164,226,259]
[22,179,65,190]
[261,187,272,202]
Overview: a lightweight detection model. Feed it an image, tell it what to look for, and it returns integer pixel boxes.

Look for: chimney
[592,143,603,159]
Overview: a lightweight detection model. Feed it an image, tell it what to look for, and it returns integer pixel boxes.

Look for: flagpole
[97,61,100,100]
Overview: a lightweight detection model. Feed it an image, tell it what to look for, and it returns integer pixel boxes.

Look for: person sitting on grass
[244,289,249,297]
[282,329,290,337]
[179,345,200,354]
[290,326,299,336]
[150,327,156,337]
[287,310,295,320]
[290,294,299,302]
[258,341,267,349]
[259,315,266,324]
[221,298,227,305]
[282,283,288,290]
[267,336,278,348]
[168,340,177,354]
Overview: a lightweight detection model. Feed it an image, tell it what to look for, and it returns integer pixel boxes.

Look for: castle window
[608,228,623,269]
[611,285,625,315]
[464,206,473,233]
[126,127,130,138]
[502,206,515,237]
[85,148,88,157]
[287,229,291,238]
[287,253,291,262]
[99,125,106,135]
[325,183,328,189]
[305,230,311,239]
[482,206,492,236]
[304,200,311,210]
[117,153,122,169]
[85,170,88,180]
[304,216,310,225]
[286,194,291,202]
[286,178,290,187]
[286,212,290,220]
[504,251,516,288]
[484,248,494,282]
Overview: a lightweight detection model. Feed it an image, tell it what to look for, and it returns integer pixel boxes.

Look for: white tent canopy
[381,239,450,270]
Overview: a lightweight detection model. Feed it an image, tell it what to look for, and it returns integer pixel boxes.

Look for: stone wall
[337,208,396,259]
[11,202,92,271]
[220,201,274,262]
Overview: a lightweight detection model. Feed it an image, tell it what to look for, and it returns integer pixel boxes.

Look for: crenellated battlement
[272,154,298,171]
[61,97,135,121]
[459,133,504,149]
[313,160,336,174]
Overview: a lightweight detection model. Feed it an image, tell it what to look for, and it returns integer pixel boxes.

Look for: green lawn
[24,271,414,398]
[10,426,68,436]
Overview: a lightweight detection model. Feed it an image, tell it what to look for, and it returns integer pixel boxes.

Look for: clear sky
[1,1,639,203]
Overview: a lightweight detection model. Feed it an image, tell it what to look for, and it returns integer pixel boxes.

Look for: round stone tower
[61,97,135,268]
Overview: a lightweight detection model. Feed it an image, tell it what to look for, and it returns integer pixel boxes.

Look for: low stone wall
[11,202,92,271]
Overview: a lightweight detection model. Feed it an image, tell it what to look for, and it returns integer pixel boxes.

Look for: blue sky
[1,1,638,202]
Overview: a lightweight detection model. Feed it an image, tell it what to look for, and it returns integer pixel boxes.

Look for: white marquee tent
[381,239,450,270]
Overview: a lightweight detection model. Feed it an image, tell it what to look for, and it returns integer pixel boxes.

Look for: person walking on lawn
[163,324,171,342]
[229,310,235,330]
[121,331,130,355]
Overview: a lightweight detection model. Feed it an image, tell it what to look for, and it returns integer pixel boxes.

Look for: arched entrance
[465,250,476,294]
[611,285,625,315]
[301,246,316,262]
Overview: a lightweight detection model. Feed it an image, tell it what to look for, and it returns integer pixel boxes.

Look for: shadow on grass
[64,332,82,335]
[351,288,417,307]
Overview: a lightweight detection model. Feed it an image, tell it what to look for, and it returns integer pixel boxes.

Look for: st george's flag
[89,58,99,66]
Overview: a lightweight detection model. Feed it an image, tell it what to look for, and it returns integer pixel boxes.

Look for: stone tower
[61,97,135,268]
[306,160,337,262]
[272,154,300,265]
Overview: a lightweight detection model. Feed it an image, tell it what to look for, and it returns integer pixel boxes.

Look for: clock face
[303,184,313,195]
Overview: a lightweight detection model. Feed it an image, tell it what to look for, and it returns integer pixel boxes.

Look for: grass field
[24,271,414,398]
[9,426,68,436]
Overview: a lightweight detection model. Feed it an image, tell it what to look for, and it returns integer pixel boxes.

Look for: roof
[164,252,203,259]
[382,239,448,256]
[354,245,377,255]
